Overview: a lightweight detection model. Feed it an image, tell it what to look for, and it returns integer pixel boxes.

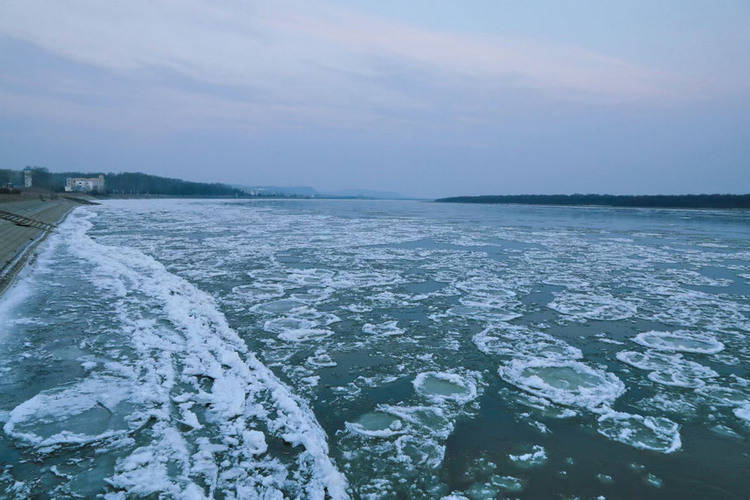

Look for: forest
[436,194,750,209]
[0,167,244,196]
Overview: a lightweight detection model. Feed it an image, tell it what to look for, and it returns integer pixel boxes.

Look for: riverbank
[0,195,88,296]
[435,193,750,209]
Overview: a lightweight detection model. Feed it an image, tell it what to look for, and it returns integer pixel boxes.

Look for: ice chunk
[473,325,582,361]
[734,406,750,422]
[633,330,724,354]
[345,411,404,438]
[363,320,405,336]
[597,473,614,484]
[277,327,333,342]
[697,384,750,408]
[447,289,521,322]
[447,299,521,322]
[499,359,625,409]
[464,474,524,498]
[413,372,478,405]
[251,298,306,314]
[489,475,524,492]
[264,309,337,342]
[596,411,681,454]
[241,430,267,455]
[306,351,337,368]
[709,424,743,439]
[616,350,717,387]
[512,392,578,419]
[264,316,319,334]
[636,392,697,416]
[231,282,284,301]
[644,473,663,488]
[508,444,547,467]
[548,292,637,321]
[379,405,453,439]
[3,376,135,451]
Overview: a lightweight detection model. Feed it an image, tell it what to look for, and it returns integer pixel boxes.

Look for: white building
[23,167,32,188]
[65,174,105,193]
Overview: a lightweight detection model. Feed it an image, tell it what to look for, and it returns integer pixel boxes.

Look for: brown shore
[0,193,94,296]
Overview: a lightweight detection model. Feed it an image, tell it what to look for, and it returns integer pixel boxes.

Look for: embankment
[0,195,89,296]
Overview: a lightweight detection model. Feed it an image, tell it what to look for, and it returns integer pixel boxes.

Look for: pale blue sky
[0,0,748,197]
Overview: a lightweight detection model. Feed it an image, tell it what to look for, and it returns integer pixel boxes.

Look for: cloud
[0,0,690,132]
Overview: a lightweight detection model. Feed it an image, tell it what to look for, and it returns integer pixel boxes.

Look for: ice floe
[616,350,718,387]
[413,372,478,405]
[265,317,333,342]
[464,474,525,498]
[476,324,689,455]
[596,411,681,454]
[498,358,625,410]
[251,298,307,314]
[644,473,663,488]
[597,473,614,484]
[632,330,724,354]
[362,320,405,336]
[345,411,404,438]
[447,294,522,322]
[696,384,750,420]
[307,350,337,368]
[340,404,454,482]
[548,292,637,322]
[512,392,578,419]
[734,406,750,423]
[508,444,548,468]
[709,424,743,439]
[473,324,582,361]
[3,375,136,452]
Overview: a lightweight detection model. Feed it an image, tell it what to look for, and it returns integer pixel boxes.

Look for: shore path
[0,196,86,296]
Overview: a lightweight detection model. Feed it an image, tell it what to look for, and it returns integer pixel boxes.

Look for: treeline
[104,172,242,196]
[0,168,25,187]
[0,167,81,191]
[435,194,750,209]
[0,167,244,196]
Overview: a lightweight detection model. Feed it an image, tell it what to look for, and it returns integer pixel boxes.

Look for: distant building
[65,174,105,193]
[23,167,32,188]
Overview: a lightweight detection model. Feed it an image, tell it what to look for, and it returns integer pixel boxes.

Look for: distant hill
[235,185,409,199]
[235,185,319,197]
[1,167,243,196]
[323,189,407,199]
[436,194,750,209]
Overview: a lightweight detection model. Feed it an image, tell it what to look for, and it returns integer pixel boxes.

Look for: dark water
[0,199,748,498]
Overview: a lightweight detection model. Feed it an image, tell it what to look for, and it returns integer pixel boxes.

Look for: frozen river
[1,199,749,498]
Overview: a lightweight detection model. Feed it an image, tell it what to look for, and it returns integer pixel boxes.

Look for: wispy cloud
[0,0,691,131]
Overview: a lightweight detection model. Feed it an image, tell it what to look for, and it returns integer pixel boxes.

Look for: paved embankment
[0,197,84,295]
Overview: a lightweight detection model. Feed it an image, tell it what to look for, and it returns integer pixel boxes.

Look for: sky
[0,0,748,198]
